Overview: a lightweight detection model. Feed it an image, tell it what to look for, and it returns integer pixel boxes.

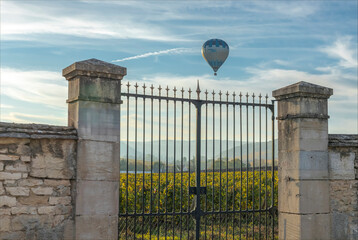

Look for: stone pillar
[63,59,126,240]
[273,81,333,240]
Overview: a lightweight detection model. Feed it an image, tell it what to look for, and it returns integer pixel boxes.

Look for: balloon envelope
[201,39,229,75]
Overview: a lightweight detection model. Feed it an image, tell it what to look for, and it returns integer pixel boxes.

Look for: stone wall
[0,122,77,240]
[329,134,358,240]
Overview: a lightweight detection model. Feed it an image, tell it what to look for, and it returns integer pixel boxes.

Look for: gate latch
[189,186,207,195]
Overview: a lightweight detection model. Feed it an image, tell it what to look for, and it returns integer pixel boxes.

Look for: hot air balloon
[201,39,229,76]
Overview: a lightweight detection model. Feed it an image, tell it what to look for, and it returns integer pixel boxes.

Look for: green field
[119,171,278,239]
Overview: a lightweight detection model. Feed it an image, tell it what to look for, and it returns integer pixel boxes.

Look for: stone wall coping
[328,134,358,147]
[62,58,127,80]
[0,122,77,140]
[273,81,333,100]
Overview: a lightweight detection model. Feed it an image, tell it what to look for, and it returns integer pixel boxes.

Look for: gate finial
[196,80,201,100]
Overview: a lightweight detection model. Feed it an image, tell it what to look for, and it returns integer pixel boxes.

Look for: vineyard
[119,170,278,239]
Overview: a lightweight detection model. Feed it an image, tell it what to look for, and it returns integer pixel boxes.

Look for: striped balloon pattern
[201,39,229,75]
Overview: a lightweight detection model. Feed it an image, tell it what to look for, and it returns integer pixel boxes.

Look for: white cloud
[113,48,196,62]
[1,67,67,109]
[1,112,66,125]
[0,104,14,109]
[320,36,358,69]
[273,60,290,66]
[0,1,185,42]
[242,2,319,18]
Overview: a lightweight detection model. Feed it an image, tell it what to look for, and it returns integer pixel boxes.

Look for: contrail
[112,48,195,62]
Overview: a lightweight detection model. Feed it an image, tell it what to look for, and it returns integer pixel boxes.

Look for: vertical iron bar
[134,83,138,239]
[252,93,255,239]
[150,85,154,239]
[195,102,202,240]
[259,94,262,240]
[239,92,243,240]
[188,88,192,240]
[142,85,146,239]
[271,101,275,240]
[211,91,215,239]
[205,90,208,240]
[158,85,162,240]
[180,88,184,240]
[226,92,229,240]
[232,92,236,240]
[246,93,249,239]
[165,87,169,239]
[195,83,201,240]
[119,84,121,238]
[265,95,268,240]
[219,91,222,239]
[173,87,177,240]
[125,83,130,240]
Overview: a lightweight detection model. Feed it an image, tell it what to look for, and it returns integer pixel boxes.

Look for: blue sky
[0,1,357,134]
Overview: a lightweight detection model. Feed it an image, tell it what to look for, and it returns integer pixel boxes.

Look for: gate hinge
[189,186,207,195]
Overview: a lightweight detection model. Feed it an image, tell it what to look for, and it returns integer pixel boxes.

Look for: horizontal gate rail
[119,207,275,217]
[121,92,274,109]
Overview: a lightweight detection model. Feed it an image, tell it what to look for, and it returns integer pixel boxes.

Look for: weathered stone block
[11,215,49,231]
[18,178,43,187]
[329,151,355,180]
[44,179,70,187]
[0,231,26,240]
[31,186,53,195]
[0,162,4,171]
[273,81,333,99]
[0,216,10,231]
[18,193,49,206]
[0,146,7,153]
[11,206,37,215]
[30,139,75,179]
[67,75,122,104]
[53,185,71,196]
[0,172,22,180]
[0,154,19,161]
[330,180,358,212]
[0,196,16,207]
[55,205,72,215]
[278,119,328,152]
[75,215,118,240]
[16,143,31,156]
[53,215,65,226]
[75,180,118,215]
[69,101,121,142]
[21,155,31,162]
[38,206,57,215]
[5,162,28,172]
[279,212,331,240]
[63,58,126,80]
[6,187,30,196]
[49,196,71,205]
[4,180,16,186]
[278,180,330,214]
[276,97,329,118]
[77,140,120,181]
[0,209,11,215]
[279,150,328,180]
[331,211,352,240]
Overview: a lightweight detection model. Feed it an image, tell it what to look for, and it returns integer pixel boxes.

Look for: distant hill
[120,139,278,162]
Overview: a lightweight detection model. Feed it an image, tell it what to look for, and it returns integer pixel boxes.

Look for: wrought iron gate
[118,81,277,239]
